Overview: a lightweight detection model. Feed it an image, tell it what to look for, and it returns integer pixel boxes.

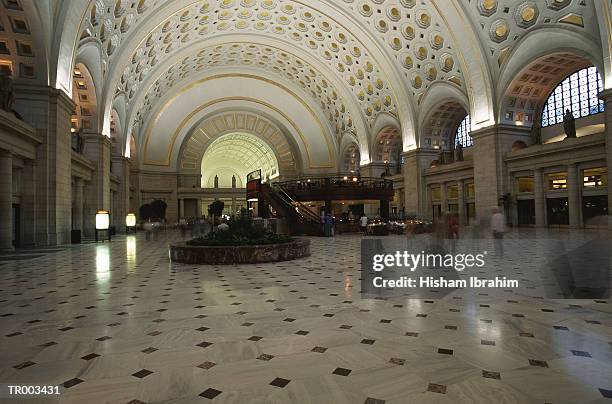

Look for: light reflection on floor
[0,229,610,403]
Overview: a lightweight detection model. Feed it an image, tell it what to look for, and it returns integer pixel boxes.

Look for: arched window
[454,115,472,148]
[541,66,604,128]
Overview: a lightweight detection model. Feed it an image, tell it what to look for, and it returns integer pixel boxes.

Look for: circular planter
[169,238,311,265]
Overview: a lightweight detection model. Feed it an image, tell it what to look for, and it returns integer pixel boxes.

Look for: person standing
[325,213,334,237]
[491,207,505,257]
[360,214,368,235]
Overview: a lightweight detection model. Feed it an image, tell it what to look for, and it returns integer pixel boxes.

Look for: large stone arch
[50,0,91,94]
[119,35,371,165]
[370,113,401,164]
[429,0,496,130]
[497,28,604,126]
[178,111,299,178]
[338,133,360,173]
[418,82,470,150]
[140,72,337,171]
[86,0,409,155]
[70,62,97,134]
[594,0,612,89]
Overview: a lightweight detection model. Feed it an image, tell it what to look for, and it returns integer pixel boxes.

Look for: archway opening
[200,132,280,189]
[500,52,594,127]
[373,127,402,164]
[421,101,468,150]
[342,144,360,173]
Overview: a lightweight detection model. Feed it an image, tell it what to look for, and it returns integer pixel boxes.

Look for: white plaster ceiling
[40,0,603,167]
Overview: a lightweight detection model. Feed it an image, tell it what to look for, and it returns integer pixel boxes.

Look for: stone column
[471,124,532,220]
[0,150,13,251]
[73,178,84,232]
[131,168,141,219]
[82,132,111,237]
[533,168,546,227]
[112,156,130,231]
[567,163,581,228]
[196,198,202,218]
[232,197,237,216]
[440,182,447,214]
[457,179,466,225]
[21,160,37,246]
[179,198,185,219]
[402,149,438,217]
[13,84,74,245]
[600,89,612,226]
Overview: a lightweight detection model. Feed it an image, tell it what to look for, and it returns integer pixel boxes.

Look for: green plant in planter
[186,212,292,246]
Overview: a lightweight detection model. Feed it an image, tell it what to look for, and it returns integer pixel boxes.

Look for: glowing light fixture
[126,213,136,227]
[96,210,110,230]
[126,213,137,234]
[95,210,111,242]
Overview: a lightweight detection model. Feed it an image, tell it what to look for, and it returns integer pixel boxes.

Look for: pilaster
[457,179,466,225]
[73,178,84,232]
[567,163,581,228]
[0,150,13,251]
[112,155,131,231]
[600,89,612,224]
[533,168,546,227]
[13,84,74,245]
[471,124,531,220]
[82,132,111,236]
[402,149,438,217]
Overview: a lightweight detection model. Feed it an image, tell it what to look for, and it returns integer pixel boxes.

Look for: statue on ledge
[0,69,15,114]
[455,142,464,162]
[75,129,84,154]
[563,109,577,139]
[531,120,542,145]
[231,175,236,189]
[214,174,219,188]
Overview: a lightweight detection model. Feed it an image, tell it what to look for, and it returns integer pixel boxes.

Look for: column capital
[401,148,438,159]
[82,131,112,145]
[470,123,532,141]
[0,148,12,158]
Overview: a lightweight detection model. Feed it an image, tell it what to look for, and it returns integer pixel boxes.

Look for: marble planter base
[169,238,311,264]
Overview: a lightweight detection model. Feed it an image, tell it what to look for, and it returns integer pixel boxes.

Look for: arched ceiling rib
[64,0,603,154]
[181,111,297,175]
[201,132,280,182]
[102,0,399,131]
[130,41,356,142]
[461,0,599,75]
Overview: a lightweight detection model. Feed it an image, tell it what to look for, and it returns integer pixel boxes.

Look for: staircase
[260,183,324,236]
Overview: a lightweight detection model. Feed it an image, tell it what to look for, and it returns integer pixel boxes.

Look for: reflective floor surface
[0,230,611,403]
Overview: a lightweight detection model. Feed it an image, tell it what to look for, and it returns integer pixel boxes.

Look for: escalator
[260,183,324,236]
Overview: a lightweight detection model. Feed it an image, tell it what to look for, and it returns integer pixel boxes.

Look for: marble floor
[0,230,611,404]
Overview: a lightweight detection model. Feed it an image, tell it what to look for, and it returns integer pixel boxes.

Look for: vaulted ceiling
[2,0,609,170]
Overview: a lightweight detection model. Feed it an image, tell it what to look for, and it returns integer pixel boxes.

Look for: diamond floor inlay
[0,230,611,403]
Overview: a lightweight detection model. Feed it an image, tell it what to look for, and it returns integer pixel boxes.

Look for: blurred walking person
[491,207,505,257]
[360,214,368,235]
